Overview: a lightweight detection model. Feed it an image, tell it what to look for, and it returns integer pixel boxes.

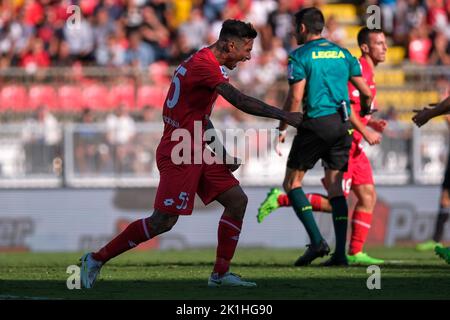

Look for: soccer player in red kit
[80,20,301,288]
[258,28,388,265]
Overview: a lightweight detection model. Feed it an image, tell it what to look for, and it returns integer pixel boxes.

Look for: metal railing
[0,120,446,188]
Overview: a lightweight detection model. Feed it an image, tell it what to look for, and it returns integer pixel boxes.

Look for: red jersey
[157,48,229,158]
[347,56,377,145]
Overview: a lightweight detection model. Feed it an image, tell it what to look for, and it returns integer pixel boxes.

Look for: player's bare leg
[80,210,178,289]
[347,184,384,265]
[208,185,256,287]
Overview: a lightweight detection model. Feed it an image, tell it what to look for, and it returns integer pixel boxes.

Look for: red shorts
[154,153,240,215]
[341,141,374,197]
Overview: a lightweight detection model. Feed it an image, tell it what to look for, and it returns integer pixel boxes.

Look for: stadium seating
[28,85,58,111]
[58,85,83,112]
[82,84,111,111]
[137,85,167,109]
[149,61,171,85]
[321,4,358,24]
[0,85,28,111]
[109,83,136,110]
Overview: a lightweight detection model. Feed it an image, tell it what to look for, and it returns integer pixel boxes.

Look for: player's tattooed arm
[350,76,373,116]
[278,80,305,132]
[216,82,302,128]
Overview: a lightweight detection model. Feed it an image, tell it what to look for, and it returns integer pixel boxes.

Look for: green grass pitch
[0,247,449,300]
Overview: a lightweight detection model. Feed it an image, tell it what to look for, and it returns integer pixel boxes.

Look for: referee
[276,7,373,266]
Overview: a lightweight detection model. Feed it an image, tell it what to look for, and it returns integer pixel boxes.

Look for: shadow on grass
[1,275,449,300]
[115,261,450,271]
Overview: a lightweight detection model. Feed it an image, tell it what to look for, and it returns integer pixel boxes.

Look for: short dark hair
[219,19,257,41]
[357,27,384,47]
[294,7,325,35]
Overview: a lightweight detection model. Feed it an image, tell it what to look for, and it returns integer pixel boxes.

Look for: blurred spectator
[22,105,61,174]
[203,0,228,22]
[224,0,252,20]
[140,5,170,61]
[53,40,74,67]
[380,0,397,35]
[138,105,158,122]
[106,105,136,174]
[63,17,95,62]
[167,0,193,30]
[429,31,450,65]
[267,0,294,52]
[394,0,426,46]
[178,8,209,52]
[408,24,432,64]
[323,15,347,47]
[426,0,448,33]
[93,7,116,66]
[125,31,156,69]
[133,105,159,174]
[75,108,107,174]
[20,37,50,73]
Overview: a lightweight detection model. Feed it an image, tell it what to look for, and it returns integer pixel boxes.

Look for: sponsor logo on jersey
[164,198,175,206]
[312,50,345,59]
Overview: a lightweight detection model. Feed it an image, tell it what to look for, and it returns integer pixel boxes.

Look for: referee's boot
[294,239,330,266]
[320,253,349,267]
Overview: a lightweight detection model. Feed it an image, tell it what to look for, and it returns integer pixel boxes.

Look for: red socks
[213,215,242,276]
[349,211,372,255]
[306,193,323,212]
[277,193,291,206]
[92,218,151,263]
[279,193,323,212]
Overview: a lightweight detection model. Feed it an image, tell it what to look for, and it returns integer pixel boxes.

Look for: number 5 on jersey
[176,192,189,210]
[167,66,187,109]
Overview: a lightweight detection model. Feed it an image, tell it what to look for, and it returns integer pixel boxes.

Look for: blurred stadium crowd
[0,0,448,120]
[0,0,449,69]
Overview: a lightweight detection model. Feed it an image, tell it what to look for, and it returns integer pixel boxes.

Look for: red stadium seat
[82,84,110,111]
[0,85,28,111]
[137,85,167,109]
[28,85,58,111]
[58,85,83,112]
[149,61,171,85]
[109,83,136,109]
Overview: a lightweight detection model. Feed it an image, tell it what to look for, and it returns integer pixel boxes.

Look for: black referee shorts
[287,113,353,172]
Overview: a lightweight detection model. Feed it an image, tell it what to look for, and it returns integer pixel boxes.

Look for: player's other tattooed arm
[216,82,302,128]
[277,79,305,132]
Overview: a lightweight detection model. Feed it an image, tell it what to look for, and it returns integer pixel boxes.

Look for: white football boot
[208,272,257,287]
[80,253,102,289]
